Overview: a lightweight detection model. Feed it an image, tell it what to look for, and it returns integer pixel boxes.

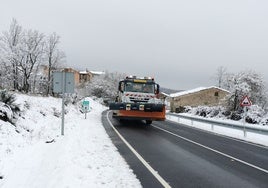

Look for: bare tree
[44,32,65,95]
[18,29,45,93]
[214,66,227,88]
[1,19,66,94]
[0,18,23,90]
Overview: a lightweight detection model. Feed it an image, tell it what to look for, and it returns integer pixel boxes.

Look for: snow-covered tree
[214,66,227,88]
[79,72,125,100]
[0,61,6,89]
[44,32,65,95]
[223,70,267,112]
[1,19,66,94]
[0,18,23,90]
[89,73,118,98]
[18,29,45,93]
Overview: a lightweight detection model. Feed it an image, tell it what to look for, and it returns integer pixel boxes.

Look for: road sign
[53,71,74,94]
[240,96,252,107]
[82,100,90,112]
[82,100,90,119]
[52,71,75,136]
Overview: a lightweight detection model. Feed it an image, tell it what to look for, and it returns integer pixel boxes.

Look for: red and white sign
[240,96,252,107]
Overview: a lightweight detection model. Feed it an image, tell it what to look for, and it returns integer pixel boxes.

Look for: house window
[214,92,219,97]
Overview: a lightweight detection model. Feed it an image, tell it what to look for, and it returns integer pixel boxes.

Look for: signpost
[240,95,252,137]
[53,70,74,135]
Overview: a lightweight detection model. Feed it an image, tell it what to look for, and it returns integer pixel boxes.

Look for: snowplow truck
[109,76,165,124]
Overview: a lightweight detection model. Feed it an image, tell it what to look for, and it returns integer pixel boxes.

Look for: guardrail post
[211,124,214,131]
[178,117,180,123]
[191,120,193,126]
[243,127,247,137]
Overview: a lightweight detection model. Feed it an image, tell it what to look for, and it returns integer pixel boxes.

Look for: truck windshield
[125,82,154,93]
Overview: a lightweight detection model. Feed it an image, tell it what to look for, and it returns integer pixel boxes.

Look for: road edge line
[106,111,171,188]
[153,125,268,174]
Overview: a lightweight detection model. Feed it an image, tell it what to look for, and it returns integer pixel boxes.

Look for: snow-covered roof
[79,70,106,75]
[90,71,105,75]
[160,92,170,97]
[79,71,90,74]
[170,86,229,98]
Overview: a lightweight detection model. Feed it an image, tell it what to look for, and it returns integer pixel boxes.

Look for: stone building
[79,70,93,83]
[62,68,80,85]
[169,86,229,112]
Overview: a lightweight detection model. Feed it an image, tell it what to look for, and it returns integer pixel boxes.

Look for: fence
[166,113,268,146]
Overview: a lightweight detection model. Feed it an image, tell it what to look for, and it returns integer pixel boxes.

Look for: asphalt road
[102,111,268,188]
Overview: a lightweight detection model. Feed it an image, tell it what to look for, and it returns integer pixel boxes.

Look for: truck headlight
[122,96,131,103]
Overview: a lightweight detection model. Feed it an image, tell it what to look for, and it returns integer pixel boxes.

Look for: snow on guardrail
[167,113,268,147]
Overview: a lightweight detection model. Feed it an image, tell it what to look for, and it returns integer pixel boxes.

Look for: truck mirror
[118,81,124,92]
[115,96,119,102]
[155,84,160,94]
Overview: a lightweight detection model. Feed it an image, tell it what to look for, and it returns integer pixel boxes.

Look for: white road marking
[153,125,268,174]
[106,112,171,188]
[166,119,268,149]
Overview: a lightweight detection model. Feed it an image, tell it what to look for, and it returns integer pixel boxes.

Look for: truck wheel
[146,120,152,125]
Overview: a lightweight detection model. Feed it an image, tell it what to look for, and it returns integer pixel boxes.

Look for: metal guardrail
[167,113,268,138]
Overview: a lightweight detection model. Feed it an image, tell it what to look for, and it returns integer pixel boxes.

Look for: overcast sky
[1,0,268,90]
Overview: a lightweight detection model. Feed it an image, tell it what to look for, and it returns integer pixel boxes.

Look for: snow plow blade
[109,103,165,121]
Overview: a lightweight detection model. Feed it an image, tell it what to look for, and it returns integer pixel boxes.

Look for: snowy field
[0,94,141,188]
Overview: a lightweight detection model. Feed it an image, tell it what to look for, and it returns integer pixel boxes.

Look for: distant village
[39,65,229,113]
[38,65,105,86]
[39,65,230,114]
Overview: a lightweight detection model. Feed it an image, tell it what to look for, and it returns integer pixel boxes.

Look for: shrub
[0,90,20,123]
[0,102,12,121]
[175,106,186,113]
[243,105,265,124]
[230,112,242,121]
[185,105,268,125]
[0,90,20,113]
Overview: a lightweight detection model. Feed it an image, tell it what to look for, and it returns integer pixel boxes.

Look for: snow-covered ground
[1,93,267,188]
[0,94,141,188]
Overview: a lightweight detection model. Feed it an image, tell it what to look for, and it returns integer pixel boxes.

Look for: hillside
[0,93,141,188]
[161,87,182,95]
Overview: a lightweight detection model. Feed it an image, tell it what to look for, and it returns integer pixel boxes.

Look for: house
[79,70,93,83]
[159,92,169,100]
[169,86,229,112]
[52,68,105,86]
[159,92,170,110]
[58,68,105,85]
[39,66,104,92]
[78,70,105,84]
[61,68,80,85]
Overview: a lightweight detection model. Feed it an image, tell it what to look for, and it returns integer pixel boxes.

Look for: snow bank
[167,113,268,146]
[0,94,141,188]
